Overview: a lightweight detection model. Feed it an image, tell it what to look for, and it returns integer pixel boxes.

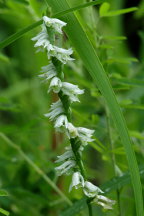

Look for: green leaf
[121,104,144,110]
[99,2,110,17]
[104,7,138,17]
[11,0,29,5]
[106,57,138,64]
[60,197,87,216]
[101,165,144,193]
[55,0,104,18]
[0,208,9,216]
[99,3,138,17]
[0,53,9,63]
[0,190,9,197]
[115,78,144,87]
[47,1,144,215]
[130,131,144,140]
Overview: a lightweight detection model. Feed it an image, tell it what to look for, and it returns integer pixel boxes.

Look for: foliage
[0,0,144,216]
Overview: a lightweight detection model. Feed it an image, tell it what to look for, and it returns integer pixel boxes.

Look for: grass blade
[54,0,104,17]
[0,208,9,216]
[0,190,8,197]
[0,20,42,50]
[47,0,144,215]
[102,7,138,17]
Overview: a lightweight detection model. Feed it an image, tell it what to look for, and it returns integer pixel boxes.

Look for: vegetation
[0,0,144,215]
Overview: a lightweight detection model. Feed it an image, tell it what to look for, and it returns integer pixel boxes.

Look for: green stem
[0,132,72,206]
[70,138,86,179]
[87,199,93,216]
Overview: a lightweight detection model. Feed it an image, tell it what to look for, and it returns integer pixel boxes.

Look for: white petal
[83,181,104,198]
[67,123,78,138]
[38,63,57,81]
[55,149,74,163]
[61,82,84,102]
[47,47,74,64]
[43,16,67,34]
[54,115,68,131]
[55,160,76,176]
[50,100,63,110]
[77,127,95,136]
[44,107,63,121]
[44,100,64,121]
[93,195,116,210]
[69,171,84,192]
[77,127,95,144]
[49,77,62,93]
[32,24,51,51]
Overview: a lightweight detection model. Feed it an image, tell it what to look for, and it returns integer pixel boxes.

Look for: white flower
[93,195,116,210]
[43,16,67,34]
[83,181,104,198]
[49,77,62,93]
[67,123,78,138]
[54,115,68,131]
[38,63,57,81]
[77,127,95,146]
[32,25,54,52]
[61,82,84,102]
[69,171,84,192]
[55,160,76,176]
[48,47,74,64]
[55,148,74,163]
[44,100,64,121]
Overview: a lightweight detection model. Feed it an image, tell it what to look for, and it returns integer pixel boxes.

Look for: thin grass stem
[0,132,72,206]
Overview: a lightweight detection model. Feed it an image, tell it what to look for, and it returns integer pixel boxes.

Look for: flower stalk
[32,15,115,215]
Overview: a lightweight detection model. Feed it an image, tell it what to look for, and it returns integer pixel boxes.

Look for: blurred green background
[0,0,144,215]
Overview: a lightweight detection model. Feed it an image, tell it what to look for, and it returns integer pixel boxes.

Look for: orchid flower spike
[32,15,115,212]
